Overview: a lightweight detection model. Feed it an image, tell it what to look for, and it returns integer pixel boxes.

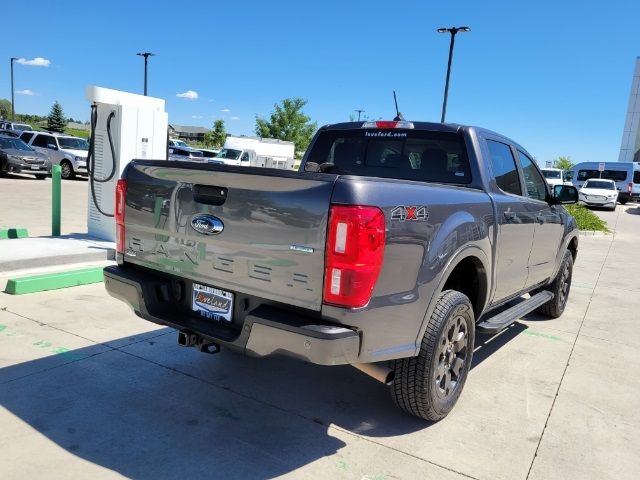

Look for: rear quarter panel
[322,176,495,362]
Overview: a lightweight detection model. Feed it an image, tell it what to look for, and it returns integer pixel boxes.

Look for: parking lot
[1,172,639,480]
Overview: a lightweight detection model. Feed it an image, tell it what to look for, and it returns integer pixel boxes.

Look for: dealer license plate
[30,165,40,170]
[191,283,233,322]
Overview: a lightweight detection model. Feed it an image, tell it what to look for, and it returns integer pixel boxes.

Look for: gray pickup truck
[104,120,580,421]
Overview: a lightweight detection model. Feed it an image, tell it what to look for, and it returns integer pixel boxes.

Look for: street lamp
[10,57,17,120]
[437,26,470,123]
[136,52,155,96]
[355,109,365,121]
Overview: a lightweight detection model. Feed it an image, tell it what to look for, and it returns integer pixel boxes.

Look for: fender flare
[412,245,490,356]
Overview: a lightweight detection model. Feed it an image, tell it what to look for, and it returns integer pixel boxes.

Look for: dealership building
[619,57,640,162]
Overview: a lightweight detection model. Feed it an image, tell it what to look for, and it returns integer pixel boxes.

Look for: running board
[477,291,554,334]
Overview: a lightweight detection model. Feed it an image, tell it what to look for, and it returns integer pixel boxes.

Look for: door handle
[193,185,228,206]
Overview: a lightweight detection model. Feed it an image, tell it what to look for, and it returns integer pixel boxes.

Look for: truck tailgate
[122,162,337,311]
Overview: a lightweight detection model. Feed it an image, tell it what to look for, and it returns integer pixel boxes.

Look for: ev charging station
[85,86,168,241]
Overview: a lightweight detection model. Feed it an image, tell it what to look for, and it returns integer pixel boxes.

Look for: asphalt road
[0,173,639,479]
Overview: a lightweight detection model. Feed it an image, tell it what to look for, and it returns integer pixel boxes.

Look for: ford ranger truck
[104,120,580,421]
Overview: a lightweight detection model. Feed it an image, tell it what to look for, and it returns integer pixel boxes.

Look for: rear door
[516,150,564,287]
[123,163,337,311]
[485,139,534,302]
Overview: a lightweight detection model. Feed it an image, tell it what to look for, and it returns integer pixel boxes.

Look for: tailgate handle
[193,185,228,206]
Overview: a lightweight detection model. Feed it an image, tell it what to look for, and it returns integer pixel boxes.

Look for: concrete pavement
[1,196,639,478]
[0,174,89,238]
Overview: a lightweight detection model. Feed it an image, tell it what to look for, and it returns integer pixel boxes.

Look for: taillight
[628,182,632,193]
[323,205,385,308]
[115,179,127,253]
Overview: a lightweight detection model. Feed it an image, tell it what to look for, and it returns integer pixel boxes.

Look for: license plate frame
[191,283,234,322]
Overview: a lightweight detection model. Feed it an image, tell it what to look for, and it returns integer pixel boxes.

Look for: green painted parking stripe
[4,267,104,295]
[0,228,29,240]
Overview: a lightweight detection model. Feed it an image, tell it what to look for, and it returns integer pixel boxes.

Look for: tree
[0,99,11,120]
[553,156,574,170]
[204,119,227,148]
[47,101,66,133]
[255,98,317,157]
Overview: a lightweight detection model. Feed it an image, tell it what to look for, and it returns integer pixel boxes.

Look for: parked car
[0,129,19,137]
[578,179,619,210]
[168,146,206,162]
[0,133,51,179]
[169,138,189,148]
[567,161,640,204]
[20,131,88,179]
[104,119,580,421]
[0,121,33,133]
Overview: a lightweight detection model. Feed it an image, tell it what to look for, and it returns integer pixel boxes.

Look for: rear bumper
[103,265,360,365]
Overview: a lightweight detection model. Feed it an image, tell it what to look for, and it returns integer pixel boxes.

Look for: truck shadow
[0,324,525,479]
[625,205,640,215]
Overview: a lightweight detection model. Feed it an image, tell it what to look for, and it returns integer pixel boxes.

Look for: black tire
[536,249,573,318]
[60,160,75,179]
[611,204,617,211]
[390,290,475,421]
[34,174,47,180]
[619,199,628,205]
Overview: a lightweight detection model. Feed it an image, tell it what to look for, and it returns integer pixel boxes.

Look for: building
[168,124,210,143]
[619,57,640,162]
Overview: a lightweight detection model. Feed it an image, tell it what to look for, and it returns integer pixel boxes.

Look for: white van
[568,162,640,204]
[540,167,571,187]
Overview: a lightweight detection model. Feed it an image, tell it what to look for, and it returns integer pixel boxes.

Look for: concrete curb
[578,230,610,237]
[4,266,104,294]
[0,228,28,240]
[0,235,115,274]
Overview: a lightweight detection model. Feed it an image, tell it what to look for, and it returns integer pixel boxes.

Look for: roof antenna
[393,91,405,121]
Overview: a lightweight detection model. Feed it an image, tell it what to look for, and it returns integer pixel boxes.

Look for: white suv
[20,131,89,179]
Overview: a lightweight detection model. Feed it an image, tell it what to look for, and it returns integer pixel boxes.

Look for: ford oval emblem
[191,214,224,235]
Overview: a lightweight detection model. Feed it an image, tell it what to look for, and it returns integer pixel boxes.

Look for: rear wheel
[536,249,573,318]
[60,160,74,180]
[390,290,474,421]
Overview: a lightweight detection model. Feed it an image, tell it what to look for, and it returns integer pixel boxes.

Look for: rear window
[634,171,640,184]
[306,129,471,184]
[577,169,627,182]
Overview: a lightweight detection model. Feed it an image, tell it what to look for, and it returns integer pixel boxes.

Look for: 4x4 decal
[391,205,429,221]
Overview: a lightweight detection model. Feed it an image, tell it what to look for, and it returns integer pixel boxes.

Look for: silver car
[20,131,89,179]
[0,134,51,179]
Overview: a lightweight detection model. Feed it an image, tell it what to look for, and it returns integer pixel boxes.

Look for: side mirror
[552,185,579,204]
[303,162,319,172]
[47,144,58,150]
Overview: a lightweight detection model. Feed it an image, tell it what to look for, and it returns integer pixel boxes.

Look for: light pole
[10,57,17,120]
[437,26,470,123]
[355,109,365,121]
[136,52,155,96]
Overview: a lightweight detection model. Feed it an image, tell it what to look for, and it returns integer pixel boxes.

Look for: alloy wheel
[434,314,468,399]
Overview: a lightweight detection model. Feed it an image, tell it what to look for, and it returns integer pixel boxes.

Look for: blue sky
[2,0,639,163]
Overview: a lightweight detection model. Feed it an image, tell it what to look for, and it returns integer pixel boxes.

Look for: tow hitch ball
[177,330,220,354]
